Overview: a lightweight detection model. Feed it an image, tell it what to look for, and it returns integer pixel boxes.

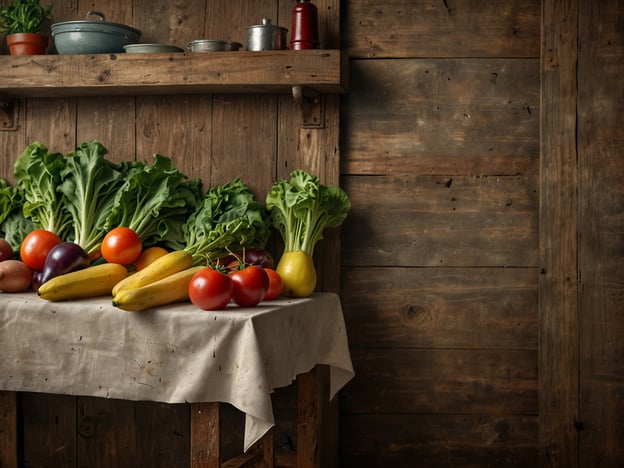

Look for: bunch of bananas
[37,250,203,312]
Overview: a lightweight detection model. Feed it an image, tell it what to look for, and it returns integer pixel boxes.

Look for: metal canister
[246,18,288,51]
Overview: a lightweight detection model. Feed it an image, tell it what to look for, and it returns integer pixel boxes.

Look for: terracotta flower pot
[6,32,48,56]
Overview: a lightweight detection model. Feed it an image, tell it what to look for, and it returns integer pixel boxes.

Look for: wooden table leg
[297,365,338,468]
[190,402,221,468]
[0,391,18,468]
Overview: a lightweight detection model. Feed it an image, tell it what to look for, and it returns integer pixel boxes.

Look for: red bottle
[290,0,319,50]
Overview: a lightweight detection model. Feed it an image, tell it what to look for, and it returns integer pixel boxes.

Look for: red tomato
[19,229,62,271]
[101,227,142,265]
[229,265,269,307]
[263,268,282,300]
[189,267,233,310]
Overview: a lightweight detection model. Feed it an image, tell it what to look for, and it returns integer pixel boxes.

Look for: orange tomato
[101,227,142,265]
[135,246,169,271]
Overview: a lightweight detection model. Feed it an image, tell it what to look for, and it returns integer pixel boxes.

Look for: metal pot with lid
[51,11,141,55]
[246,18,288,51]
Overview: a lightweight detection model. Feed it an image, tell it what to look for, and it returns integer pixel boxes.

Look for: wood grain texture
[135,94,213,181]
[343,348,537,415]
[76,397,137,467]
[135,402,190,468]
[340,414,538,467]
[25,98,76,154]
[341,266,538,349]
[0,51,348,97]
[132,0,203,46]
[577,0,624,465]
[341,58,539,177]
[539,0,580,466]
[190,402,220,468]
[21,393,76,468]
[0,392,18,468]
[343,0,540,59]
[76,96,136,162]
[210,94,277,196]
[341,174,538,267]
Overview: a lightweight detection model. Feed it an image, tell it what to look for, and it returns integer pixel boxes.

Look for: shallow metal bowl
[123,44,184,54]
[186,39,243,52]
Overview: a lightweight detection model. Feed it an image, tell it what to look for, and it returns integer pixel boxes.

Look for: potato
[0,259,33,292]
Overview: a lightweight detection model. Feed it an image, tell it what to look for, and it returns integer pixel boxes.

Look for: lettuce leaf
[183,178,271,265]
[0,178,35,251]
[58,140,126,254]
[106,154,202,250]
[13,141,73,238]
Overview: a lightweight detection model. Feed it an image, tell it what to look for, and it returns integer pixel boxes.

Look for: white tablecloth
[0,292,354,450]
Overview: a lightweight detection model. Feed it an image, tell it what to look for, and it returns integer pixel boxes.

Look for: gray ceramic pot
[51,11,141,54]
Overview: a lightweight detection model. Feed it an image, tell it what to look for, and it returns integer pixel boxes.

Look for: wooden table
[0,293,354,467]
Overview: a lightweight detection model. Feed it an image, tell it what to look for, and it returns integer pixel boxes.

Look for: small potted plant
[0,0,53,55]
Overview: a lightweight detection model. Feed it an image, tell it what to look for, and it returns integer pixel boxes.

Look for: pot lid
[247,18,288,32]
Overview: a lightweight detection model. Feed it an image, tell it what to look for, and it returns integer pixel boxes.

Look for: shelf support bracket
[0,99,19,131]
[292,86,324,129]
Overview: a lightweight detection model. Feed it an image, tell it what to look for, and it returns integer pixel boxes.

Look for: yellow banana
[112,250,194,296]
[38,263,129,302]
[112,265,204,312]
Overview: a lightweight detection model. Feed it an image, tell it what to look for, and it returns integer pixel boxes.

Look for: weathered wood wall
[576,0,624,464]
[339,0,623,467]
[339,0,541,465]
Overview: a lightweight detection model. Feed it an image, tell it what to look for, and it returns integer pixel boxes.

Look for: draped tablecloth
[0,292,354,451]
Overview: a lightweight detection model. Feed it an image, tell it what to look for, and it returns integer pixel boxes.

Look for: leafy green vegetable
[265,169,350,256]
[13,141,73,239]
[106,154,202,250]
[1,212,35,252]
[0,178,34,251]
[183,178,271,265]
[58,140,126,255]
[0,178,19,226]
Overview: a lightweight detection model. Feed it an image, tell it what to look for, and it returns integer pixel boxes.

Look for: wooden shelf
[0,49,348,98]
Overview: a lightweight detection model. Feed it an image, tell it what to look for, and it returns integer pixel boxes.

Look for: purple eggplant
[240,248,275,269]
[218,248,275,271]
[39,242,90,286]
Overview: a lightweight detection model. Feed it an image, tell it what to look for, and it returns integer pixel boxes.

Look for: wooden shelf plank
[0,50,348,98]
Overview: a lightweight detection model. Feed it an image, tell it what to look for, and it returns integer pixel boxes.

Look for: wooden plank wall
[339,1,541,466]
[340,0,624,466]
[0,0,341,466]
[577,0,624,465]
[539,0,579,466]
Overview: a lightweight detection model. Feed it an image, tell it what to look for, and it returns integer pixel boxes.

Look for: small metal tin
[246,18,288,51]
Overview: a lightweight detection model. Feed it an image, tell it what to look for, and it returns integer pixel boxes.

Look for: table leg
[190,402,221,468]
[297,365,338,468]
[0,391,18,468]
